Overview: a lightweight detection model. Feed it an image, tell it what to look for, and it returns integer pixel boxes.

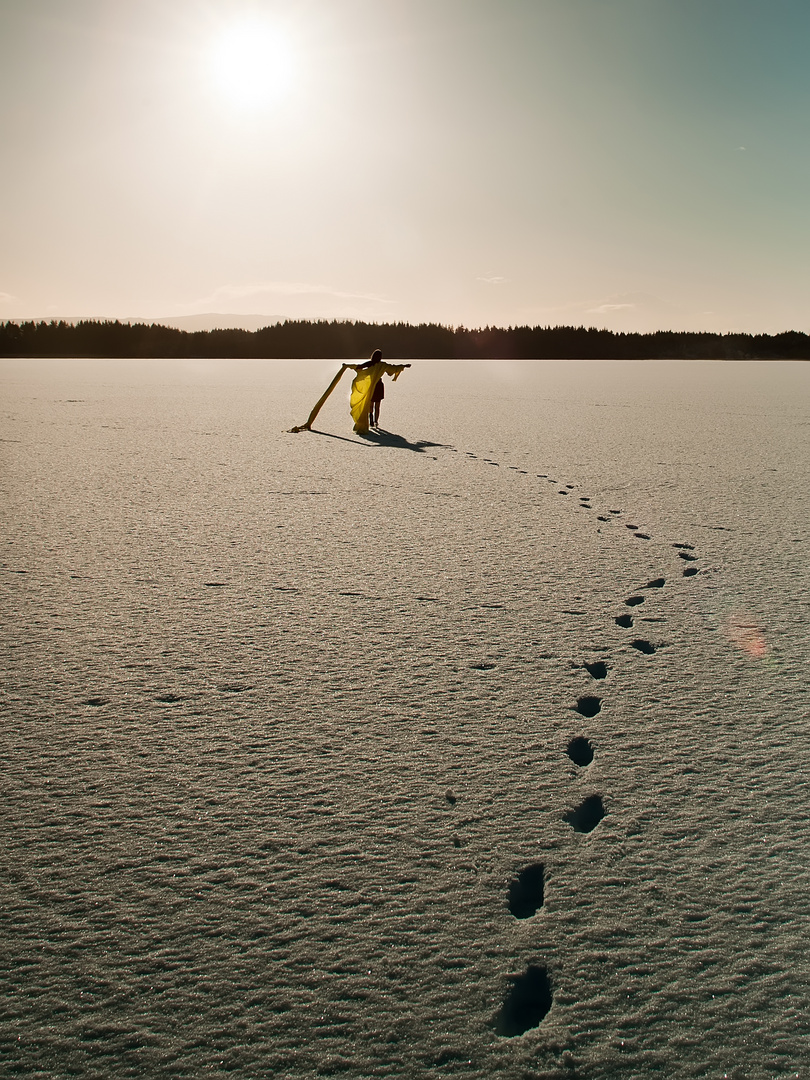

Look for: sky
[2,0,810,333]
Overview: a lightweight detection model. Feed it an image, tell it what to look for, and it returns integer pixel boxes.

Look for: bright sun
[207,18,296,111]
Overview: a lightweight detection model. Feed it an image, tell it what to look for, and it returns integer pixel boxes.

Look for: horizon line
[3,316,810,338]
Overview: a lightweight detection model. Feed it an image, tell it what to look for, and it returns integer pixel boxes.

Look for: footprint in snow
[583,661,608,680]
[507,863,545,919]
[567,736,594,766]
[574,695,601,717]
[630,639,656,654]
[493,966,553,1036]
[564,794,606,834]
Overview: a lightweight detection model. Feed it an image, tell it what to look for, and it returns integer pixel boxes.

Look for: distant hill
[139,314,279,332]
[11,313,279,332]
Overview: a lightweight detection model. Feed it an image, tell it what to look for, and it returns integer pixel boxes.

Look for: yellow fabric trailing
[288,364,349,432]
[350,362,407,432]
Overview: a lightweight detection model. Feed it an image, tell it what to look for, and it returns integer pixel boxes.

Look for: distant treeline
[2,318,810,360]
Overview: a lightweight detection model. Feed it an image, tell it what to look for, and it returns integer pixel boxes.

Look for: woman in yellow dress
[348,350,410,433]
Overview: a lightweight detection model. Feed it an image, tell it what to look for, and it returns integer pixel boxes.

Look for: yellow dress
[349,362,407,432]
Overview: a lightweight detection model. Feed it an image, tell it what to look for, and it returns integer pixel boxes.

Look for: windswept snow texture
[1,359,808,1079]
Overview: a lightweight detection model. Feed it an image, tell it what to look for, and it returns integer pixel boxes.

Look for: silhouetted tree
[2,319,809,360]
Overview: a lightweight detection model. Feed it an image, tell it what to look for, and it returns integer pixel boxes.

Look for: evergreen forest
[2,319,810,360]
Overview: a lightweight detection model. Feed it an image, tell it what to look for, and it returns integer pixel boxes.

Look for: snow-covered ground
[1,358,807,1079]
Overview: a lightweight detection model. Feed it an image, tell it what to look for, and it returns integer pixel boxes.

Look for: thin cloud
[477,275,508,285]
[529,292,679,319]
[586,302,635,314]
[520,292,690,332]
[0,291,19,304]
[180,281,394,312]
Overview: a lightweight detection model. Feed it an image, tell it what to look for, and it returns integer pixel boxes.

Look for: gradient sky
[3,0,810,332]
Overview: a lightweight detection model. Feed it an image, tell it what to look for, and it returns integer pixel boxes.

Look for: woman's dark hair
[358,348,383,369]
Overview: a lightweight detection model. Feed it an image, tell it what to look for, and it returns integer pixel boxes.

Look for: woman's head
[358,348,383,369]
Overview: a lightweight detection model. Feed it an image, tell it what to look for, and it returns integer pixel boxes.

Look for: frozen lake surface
[1,358,808,1078]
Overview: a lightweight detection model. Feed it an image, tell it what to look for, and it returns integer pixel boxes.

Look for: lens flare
[724,614,768,660]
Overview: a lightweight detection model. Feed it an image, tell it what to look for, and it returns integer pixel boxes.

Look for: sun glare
[207,18,296,110]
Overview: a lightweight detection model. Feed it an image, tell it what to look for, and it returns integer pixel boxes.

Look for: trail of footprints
[72,446,704,1045]
[455,450,704,1039]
